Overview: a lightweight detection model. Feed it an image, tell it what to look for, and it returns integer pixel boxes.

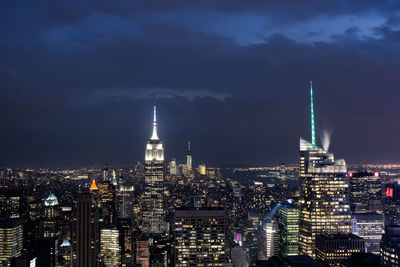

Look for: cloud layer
[1,1,400,167]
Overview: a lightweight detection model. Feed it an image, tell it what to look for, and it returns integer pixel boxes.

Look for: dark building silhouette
[76,192,99,267]
[380,226,400,266]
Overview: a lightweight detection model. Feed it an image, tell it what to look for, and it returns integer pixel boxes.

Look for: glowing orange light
[386,187,393,198]
[349,172,353,177]
[90,178,98,190]
[374,172,379,177]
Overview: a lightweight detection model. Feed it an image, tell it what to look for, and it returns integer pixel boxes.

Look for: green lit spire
[310,81,316,147]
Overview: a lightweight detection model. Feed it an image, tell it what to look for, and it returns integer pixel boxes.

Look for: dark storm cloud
[0,1,400,167]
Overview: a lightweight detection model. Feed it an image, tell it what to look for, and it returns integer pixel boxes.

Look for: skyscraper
[351,213,384,254]
[174,208,227,266]
[95,180,117,226]
[0,192,21,219]
[119,184,134,219]
[37,238,58,267]
[100,228,121,266]
[349,172,382,214]
[76,193,99,267]
[103,164,109,181]
[41,193,60,239]
[120,218,134,265]
[186,141,192,172]
[0,218,23,267]
[299,82,351,258]
[142,104,165,234]
[278,200,299,257]
[264,219,279,260]
[381,226,400,266]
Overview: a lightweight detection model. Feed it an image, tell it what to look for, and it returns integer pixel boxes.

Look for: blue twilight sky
[1,1,400,167]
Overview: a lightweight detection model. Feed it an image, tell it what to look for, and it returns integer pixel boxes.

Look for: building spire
[310,81,316,147]
[150,103,159,140]
[188,141,191,153]
[90,178,98,190]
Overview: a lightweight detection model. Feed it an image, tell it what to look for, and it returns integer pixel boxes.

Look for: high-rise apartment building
[142,104,165,234]
[76,193,99,267]
[278,200,299,257]
[299,82,351,258]
[0,218,23,267]
[100,228,121,266]
[174,208,227,266]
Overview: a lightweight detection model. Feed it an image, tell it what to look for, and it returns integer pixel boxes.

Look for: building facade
[264,219,279,260]
[174,208,227,266]
[142,105,165,234]
[349,172,382,214]
[0,218,23,267]
[76,193,99,267]
[278,201,299,257]
[315,233,365,266]
[299,82,351,258]
[100,228,121,266]
[351,213,384,254]
[380,226,400,266]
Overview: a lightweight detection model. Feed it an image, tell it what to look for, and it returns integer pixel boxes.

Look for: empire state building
[142,104,165,234]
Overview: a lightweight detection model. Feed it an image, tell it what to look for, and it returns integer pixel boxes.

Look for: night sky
[1,1,400,168]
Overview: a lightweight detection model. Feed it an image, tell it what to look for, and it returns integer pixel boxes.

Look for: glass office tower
[278,200,299,257]
[298,82,351,258]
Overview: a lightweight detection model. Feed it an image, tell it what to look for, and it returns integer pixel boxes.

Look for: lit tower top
[90,178,98,190]
[45,193,59,206]
[187,141,192,171]
[310,81,316,147]
[112,170,117,186]
[151,104,159,140]
[145,104,164,162]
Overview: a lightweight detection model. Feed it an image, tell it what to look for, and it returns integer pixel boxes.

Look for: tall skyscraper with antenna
[142,104,165,234]
[186,141,192,172]
[298,82,351,258]
[310,81,316,147]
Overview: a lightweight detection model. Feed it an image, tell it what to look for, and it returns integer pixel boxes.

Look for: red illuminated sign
[386,187,394,198]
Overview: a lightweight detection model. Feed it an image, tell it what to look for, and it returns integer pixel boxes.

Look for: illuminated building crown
[145,104,164,162]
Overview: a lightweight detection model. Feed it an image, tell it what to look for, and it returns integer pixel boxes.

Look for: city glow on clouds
[72,88,232,105]
[147,11,389,45]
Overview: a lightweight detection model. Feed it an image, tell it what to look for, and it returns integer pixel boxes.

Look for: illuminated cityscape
[1,1,399,266]
[0,86,397,266]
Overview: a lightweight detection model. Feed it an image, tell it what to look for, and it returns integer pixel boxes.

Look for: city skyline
[2,2,400,267]
[0,87,395,168]
[1,1,400,167]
